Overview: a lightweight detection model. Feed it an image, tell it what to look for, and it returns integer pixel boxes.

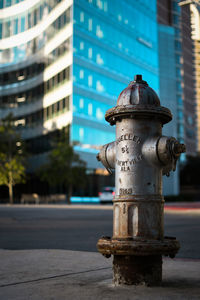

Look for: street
[0,205,199,259]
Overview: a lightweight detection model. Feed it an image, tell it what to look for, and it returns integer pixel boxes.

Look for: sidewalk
[0,204,200,299]
[0,249,200,299]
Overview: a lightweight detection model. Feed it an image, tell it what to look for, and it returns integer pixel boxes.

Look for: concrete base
[0,250,200,299]
[113,255,162,286]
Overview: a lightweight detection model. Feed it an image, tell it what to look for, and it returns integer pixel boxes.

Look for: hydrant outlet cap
[105,75,172,125]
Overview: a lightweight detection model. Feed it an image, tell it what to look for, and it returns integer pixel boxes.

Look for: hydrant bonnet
[106,74,172,125]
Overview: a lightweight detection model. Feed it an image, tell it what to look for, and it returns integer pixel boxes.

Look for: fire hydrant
[97,75,186,286]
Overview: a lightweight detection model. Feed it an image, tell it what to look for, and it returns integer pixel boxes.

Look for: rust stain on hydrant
[96,75,185,286]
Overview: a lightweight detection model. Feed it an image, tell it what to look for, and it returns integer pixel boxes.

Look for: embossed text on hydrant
[116,155,143,171]
[116,134,141,145]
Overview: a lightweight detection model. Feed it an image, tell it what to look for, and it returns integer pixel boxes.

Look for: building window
[79,127,84,140]
[5,0,11,7]
[88,48,93,58]
[118,15,122,21]
[96,25,103,38]
[96,108,103,120]
[21,16,25,32]
[28,13,32,29]
[88,103,93,115]
[79,69,84,79]
[88,18,92,31]
[80,41,84,50]
[96,54,103,65]
[33,9,37,26]
[104,1,108,12]
[173,15,179,25]
[178,97,183,106]
[14,19,18,35]
[79,98,84,108]
[62,96,68,110]
[4,21,11,38]
[187,116,193,126]
[97,0,103,9]
[96,80,104,92]
[88,75,93,87]
[80,12,84,22]
[39,5,43,20]
[175,55,180,64]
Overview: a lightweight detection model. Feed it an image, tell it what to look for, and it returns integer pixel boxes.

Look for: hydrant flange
[97,236,180,257]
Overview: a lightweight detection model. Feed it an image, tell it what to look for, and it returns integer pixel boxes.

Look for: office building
[157,0,197,195]
[72,0,159,183]
[190,1,200,153]
[179,0,197,156]
[157,0,181,195]
[158,0,197,157]
[2,0,192,195]
[0,0,159,194]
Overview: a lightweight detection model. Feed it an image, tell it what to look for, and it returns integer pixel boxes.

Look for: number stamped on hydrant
[119,188,133,195]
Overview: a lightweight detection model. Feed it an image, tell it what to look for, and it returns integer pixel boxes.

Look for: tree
[38,141,86,204]
[0,114,26,204]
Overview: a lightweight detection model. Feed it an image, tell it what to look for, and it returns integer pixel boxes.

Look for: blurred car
[98,186,115,204]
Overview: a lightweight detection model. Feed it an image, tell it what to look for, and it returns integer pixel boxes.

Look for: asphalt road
[0,205,199,259]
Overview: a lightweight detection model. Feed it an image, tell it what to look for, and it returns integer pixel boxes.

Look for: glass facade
[72,0,159,149]
[0,0,160,166]
[158,24,179,195]
[171,0,184,146]
[0,0,73,160]
[179,1,197,156]
[1,0,178,193]
[0,2,71,65]
[191,4,200,153]
[1,0,191,196]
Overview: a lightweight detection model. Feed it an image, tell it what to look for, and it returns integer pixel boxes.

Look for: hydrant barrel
[97,75,185,286]
[114,118,163,240]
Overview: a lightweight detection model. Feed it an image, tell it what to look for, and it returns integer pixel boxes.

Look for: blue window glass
[178,111,183,119]
[14,19,18,35]
[178,97,183,106]
[5,0,11,7]
[34,10,37,26]
[4,21,11,38]
[0,23,2,39]
[173,15,179,25]
[28,13,32,29]
[0,0,3,9]
[21,16,25,32]
[72,123,114,146]
[40,5,43,20]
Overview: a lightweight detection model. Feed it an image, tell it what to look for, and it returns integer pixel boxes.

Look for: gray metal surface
[97,74,185,285]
